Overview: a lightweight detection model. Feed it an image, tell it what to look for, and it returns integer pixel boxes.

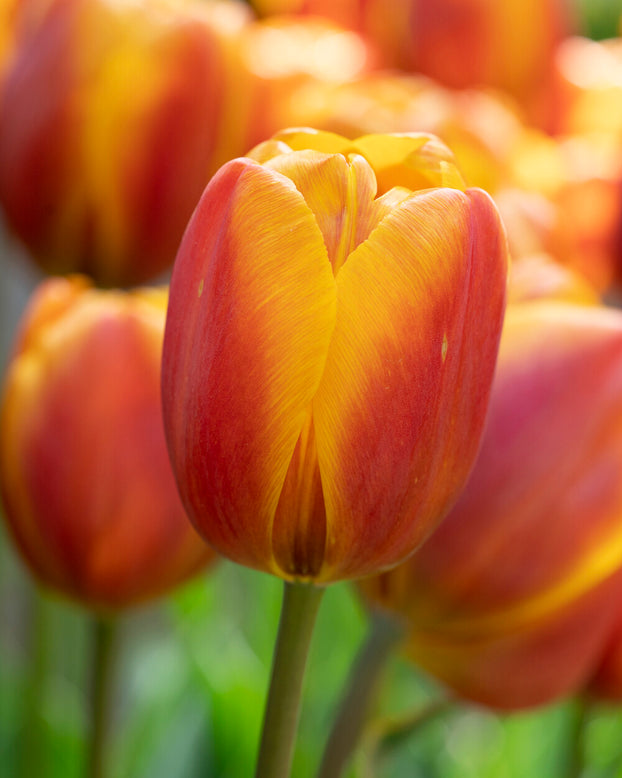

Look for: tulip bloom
[507,253,598,307]
[554,36,622,137]
[162,128,508,584]
[408,0,573,130]
[0,276,212,609]
[361,301,622,709]
[0,0,256,287]
[249,0,572,130]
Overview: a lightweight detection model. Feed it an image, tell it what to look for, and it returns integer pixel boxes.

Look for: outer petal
[162,158,337,576]
[313,187,507,581]
[407,574,622,710]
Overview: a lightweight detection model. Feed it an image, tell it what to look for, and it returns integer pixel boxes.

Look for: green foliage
[2,529,622,778]
[575,0,622,40]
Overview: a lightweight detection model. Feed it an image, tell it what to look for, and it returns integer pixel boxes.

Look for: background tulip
[0,0,256,287]
[360,301,622,710]
[249,0,573,130]
[162,128,508,585]
[0,276,212,609]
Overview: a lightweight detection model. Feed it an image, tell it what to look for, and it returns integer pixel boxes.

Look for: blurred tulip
[554,36,622,137]
[162,128,508,584]
[407,0,573,130]
[360,301,622,709]
[239,14,375,146]
[0,0,256,287]
[507,252,599,306]
[0,276,212,610]
[249,0,573,130]
[248,0,414,68]
[508,133,622,292]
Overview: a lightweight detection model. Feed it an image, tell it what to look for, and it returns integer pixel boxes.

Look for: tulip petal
[313,187,507,581]
[408,302,622,615]
[163,158,337,576]
[264,150,384,273]
[353,133,467,194]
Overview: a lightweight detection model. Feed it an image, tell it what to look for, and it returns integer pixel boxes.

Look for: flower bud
[0,276,213,609]
[162,128,508,584]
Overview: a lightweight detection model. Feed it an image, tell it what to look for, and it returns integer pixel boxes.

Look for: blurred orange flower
[361,301,622,709]
[0,0,256,287]
[249,0,573,129]
[0,276,213,610]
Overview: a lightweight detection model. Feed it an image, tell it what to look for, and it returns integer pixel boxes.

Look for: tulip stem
[88,615,117,778]
[316,608,405,778]
[566,696,590,778]
[255,580,324,778]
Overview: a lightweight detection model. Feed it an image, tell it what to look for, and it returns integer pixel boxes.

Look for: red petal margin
[162,158,336,576]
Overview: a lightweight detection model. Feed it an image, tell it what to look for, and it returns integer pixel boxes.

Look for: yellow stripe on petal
[435,522,622,638]
[313,188,507,582]
[163,158,337,576]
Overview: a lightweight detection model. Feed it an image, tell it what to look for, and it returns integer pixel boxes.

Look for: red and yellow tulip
[249,0,573,130]
[162,128,508,584]
[361,301,622,709]
[0,276,212,610]
[0,0,256,287]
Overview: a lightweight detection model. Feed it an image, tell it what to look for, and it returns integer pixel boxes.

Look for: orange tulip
[361,301,622,709]
[249,0,573,130]
[0,0,256,287]
[239,15,375,146]
[407,0,573,130]
[507,252,598,306]
[162,128,508,584]
[554,36,622,137]
[0,276,212,610]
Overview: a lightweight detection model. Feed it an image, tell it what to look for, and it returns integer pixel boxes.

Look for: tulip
[507,252,598,306]
[0,276,212,609]
[505,132,622,293]
[248,0,573,130]
[554,36,622,137]
[407,0,573,130]
[0,0,256,287]
[162,127,508,585]
[239,15,375,147]
[360,301,622,710]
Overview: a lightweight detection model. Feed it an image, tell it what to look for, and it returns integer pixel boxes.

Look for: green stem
[19,587,49,778]
[255,580,325,778]
[365,696,453,757]
[317,608,405,778]
[566,696,590,778]
[87,615,117,778]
